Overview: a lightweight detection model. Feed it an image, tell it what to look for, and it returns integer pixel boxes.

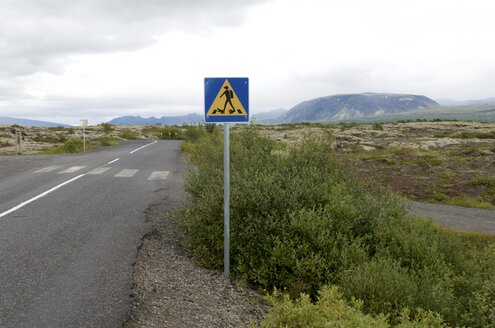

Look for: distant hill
[437,98,495,107]
[280,93,439,123]
[252,108,288,123]
[108,113,203,126]
[0,116,72,127]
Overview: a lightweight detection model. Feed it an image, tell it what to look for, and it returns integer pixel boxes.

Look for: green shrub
[180,127,495,326]
[257,286,444,328]
[94,136,119,147]
[0,141,12,148]
[182,125,209,141]
[119,128,138,140]
[373,123,384,131]
[45,138,84,153]
[471,176,495,187]
[32,134,67,143]
[100,123,115,134]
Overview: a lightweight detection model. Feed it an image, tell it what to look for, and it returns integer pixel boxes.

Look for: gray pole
[83,126,86,152]
[224,123,230,279]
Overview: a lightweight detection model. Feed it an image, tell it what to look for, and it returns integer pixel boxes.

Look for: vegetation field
[180,123,495,327]
[257,121,495,210]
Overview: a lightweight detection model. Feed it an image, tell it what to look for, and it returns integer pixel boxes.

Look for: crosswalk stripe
[59,166,86,173]
[87,167,111,175]
[34,166,61,173]
[114,169,138,177]
[148,171,170,180]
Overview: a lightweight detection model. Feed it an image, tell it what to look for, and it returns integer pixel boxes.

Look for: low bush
[45,137,84,153]
[94,136,119,147]
[99,123,115,134]
[180,127,495,326]
[119,128,139,140]
[256,286,443,328]
[0,141,12,148]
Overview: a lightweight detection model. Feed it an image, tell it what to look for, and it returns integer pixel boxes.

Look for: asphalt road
[0,140,184,328]
[408,201,495,234]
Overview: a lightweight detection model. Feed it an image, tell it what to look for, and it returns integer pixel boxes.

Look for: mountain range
[2,93,494,127]
[279,93,439,123]
[108,113,203,126]
[0,116,72,127]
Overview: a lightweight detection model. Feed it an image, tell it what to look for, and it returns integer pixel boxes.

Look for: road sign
[204,78,249,123]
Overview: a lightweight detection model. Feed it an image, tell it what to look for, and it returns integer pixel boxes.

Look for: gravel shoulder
[408,201,495,234]
[124,174,267,328]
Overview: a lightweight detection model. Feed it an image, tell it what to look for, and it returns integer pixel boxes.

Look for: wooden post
[15,130,22,155]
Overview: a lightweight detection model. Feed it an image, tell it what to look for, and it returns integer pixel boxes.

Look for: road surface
[408,201,495,234]
[0,140,184,328]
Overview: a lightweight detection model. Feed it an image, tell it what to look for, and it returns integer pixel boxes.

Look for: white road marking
[148,171,170,180]
[130,140,157,154]
[0,174,85,219]
[34,166,61,173]
[114,169,138,177]
[107,158,119,164]
[59,166,86,174]
[87,167,111,175]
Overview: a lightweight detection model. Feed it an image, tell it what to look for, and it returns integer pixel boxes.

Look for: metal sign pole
[83,126,86,152]
[224,123,230,279]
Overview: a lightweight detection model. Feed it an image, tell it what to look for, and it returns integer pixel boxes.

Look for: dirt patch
[125,180,267,327]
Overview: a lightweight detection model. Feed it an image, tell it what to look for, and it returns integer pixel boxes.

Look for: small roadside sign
[204,78,249,123]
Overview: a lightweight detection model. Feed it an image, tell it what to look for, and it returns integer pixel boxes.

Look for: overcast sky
[1,0,494,125]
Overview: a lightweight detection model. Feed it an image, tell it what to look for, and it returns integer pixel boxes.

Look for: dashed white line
[130,141,157,154]
[107,158,119,165]
[148,171,170,180]
[0,174,85,219]
[114,169,139,177]
[59,166,86,174]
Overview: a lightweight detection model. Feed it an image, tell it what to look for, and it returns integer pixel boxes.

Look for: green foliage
[0,141,12,148]
[182,125,210,141]
[94,136,119,147]
[434,130,495,139]
[180,127,495,326]
[47,126,68,131]
[373,123,384,131]
[471,176,495,187]
[45,137,84,153]
[100,123,115,134]
[32,134,67,143]
[43,136,119,153]
[119,128,139,140]
[257,286,443,328]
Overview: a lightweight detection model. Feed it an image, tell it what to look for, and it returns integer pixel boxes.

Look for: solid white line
[0,174,85,219]
[107,158,120,164]
[130,140,157,154]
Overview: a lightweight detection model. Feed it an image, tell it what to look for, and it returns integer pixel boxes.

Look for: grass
[434,131,495,139]
[119,128,139,140]
[42,136,120,154]
[442,197,495,210]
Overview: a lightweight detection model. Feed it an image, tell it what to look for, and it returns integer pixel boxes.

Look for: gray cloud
[0,0,265,77]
